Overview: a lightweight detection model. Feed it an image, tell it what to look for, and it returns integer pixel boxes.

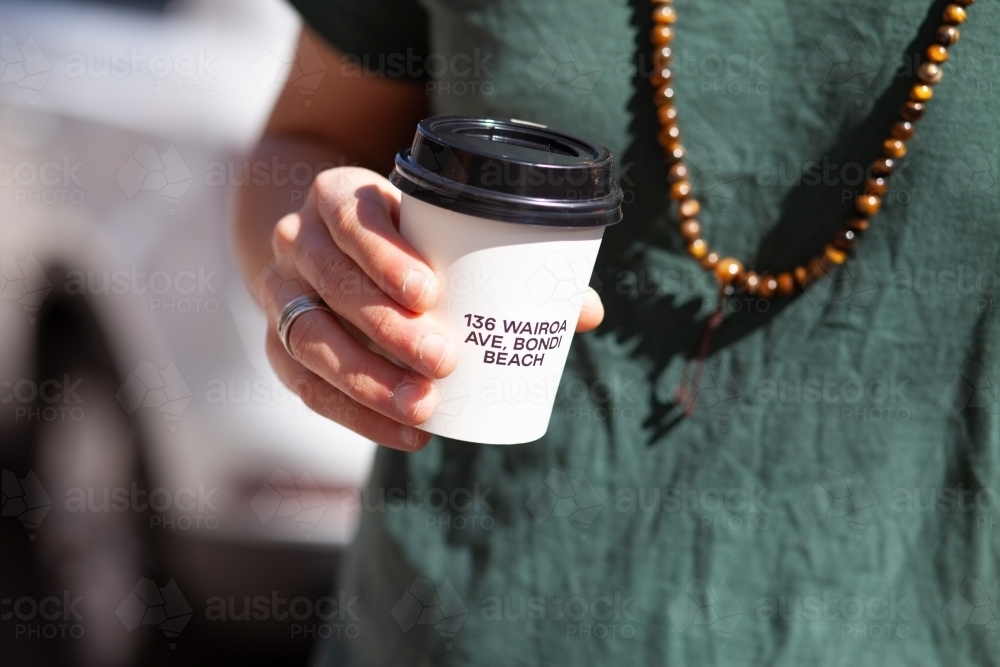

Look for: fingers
[254,248,439,426]
[576,287,605,332]
[282,300,440,425]
[311,168,440,312]
[266,330,431,451]
[274,209,459,379]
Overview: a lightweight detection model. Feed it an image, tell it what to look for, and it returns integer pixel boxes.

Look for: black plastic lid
[389,115,623,227]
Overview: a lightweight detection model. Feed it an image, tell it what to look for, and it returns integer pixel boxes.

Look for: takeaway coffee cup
[389,116,622,445]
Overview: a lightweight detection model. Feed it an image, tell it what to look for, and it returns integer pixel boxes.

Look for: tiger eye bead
[654,84,675,105]
[891,121,915,140]
[657,105,678,125]
[758,275,777,298]
[871,158,896,176]
[745,271,760,294]
[654,46,674,67]
[666,145,685,162]
[777,272,795,296]
[668,162,689,183]
[846,216,870,232]
[833,228,857,250]
[943,4,967,24]
[652,26,675,45]
[900,101,925,121]
[865,176,888,195]
[927,44,949,63]
[653,5,677,23]
[701,251,720,270]
[658,124,681,148]
[824,244,847,265]
[857,193,882,216]
[670,180,692,200]
[688,238,708,259]
[651,66,673,87]
[936,25,961,45]
[678,198,700,218]
[715,258,744,284]
[883,138,907,159]
[680,219,701,242]
[793,266,809,286]
[918,62,943,84]
[911,84,934,102]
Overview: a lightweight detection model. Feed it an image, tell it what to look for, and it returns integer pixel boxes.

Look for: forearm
[233,135,359,292]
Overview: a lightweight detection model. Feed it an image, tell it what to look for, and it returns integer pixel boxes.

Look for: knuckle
[320,253,363,301]
[271,214,297,254]
[369,306,399,348]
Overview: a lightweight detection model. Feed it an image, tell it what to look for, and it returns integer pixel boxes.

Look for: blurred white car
[0,0,375,663]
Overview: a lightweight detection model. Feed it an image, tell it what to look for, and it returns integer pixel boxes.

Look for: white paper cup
[390,116,622,444]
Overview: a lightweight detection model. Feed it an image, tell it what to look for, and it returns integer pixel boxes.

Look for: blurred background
[0,0,376,664]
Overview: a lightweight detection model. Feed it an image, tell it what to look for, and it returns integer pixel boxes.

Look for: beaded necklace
[648,0,974,299]
[652,0,976,412]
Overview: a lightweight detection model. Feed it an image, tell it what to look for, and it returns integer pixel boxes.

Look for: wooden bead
[846,216,870,232]
[680,219,701,242]
[943,4,967,24]
[891,121,914,140]
[857,193,881,216]
[701,251,720,270]
[900,101,925,121]
[670,180,692,199]
[715,257,744,283]
[824,245,847,265]
[758,275,777,298]
[833,228,857,250]
[654,46,673,68]
[665,145,685,162]
[653,5,677,23]
[865,176,888,195]
[657,105,678,125]
[654,84,675,105]
[910,84,934,102]
[678,198,700,218]
[668,162,689,183]
[936,25,961,45]
[652,26,675,45]
[657,124,681,148]
[871,158,896,176]
[688,238,708,259]
[927,44,949,63]
[883,138,907,159]
[918,62,943,84]
[793,266,809,286]
[651,66,673,87]
[777,273,795,296]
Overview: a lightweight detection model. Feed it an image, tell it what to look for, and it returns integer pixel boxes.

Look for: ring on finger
[277,294,333,359]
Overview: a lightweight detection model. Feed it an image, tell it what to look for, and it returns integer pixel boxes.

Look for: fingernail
[392,382,427,421]
[401,426,425,449]
[401,269,434,309]
[417,332,453,375]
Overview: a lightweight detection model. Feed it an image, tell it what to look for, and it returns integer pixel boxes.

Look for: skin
[235,26,605,452]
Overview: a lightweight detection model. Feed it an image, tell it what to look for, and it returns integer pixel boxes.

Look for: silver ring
[277,295,332,359]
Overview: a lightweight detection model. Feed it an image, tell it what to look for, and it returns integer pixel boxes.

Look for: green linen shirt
[291,0,1000,664]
